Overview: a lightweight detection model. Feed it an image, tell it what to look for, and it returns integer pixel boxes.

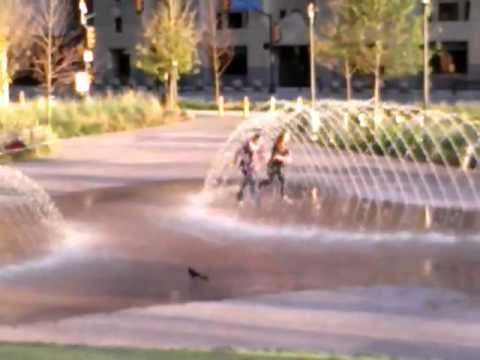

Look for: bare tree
[31,0,82,112]
[202,0,233,103]
[0,0,32,105]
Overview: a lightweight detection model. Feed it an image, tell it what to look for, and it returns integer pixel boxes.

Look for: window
[113,0,122,32]
[431,42,468,74]
[115,17,123,32]
[279,9,287,19]
[110,49,130,84]
[438,2,460,21]
[225,46,248,75]
[228,12,248,29]
[216,12,223,30]
[86,0,94,25]
[465,1,470,20]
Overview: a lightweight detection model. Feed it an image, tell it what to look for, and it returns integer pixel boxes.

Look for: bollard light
[462,144,477,171]
[374,111,383,127]
[269,96,276,113]
[243,96,250,118]
[296,97,304,112]
[17,91,25,105]
[343,114,349,130]
[309,109,321,133]
[218,96,224,118]
[425,206,433,229]
[358,114,368,128]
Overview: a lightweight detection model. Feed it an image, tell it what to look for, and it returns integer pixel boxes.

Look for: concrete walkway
[2,113,480,360]
[15,114,242,195]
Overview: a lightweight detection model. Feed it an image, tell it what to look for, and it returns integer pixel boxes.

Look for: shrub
[0,91,186,160]
[314,104,480,170]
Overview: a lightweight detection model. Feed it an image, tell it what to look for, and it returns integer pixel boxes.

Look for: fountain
[0,102,479,332]
[0,165,64,266]
[204,100,480,236]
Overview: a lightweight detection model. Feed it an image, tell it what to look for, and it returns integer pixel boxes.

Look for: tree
[351,0,423,107]
[0,0,32,105]
[136,0,199,111]
[316,0,364,101]
[202,0,233,103]
[31,0,82,123]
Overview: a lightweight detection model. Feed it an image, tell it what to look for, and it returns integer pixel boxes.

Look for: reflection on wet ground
[0,199,63,266]
[0,180,479,325]
[208,182,480,235]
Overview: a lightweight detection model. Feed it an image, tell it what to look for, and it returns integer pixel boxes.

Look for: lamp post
[267,14,275,94]
[308,2,316,107]
[79,0,95,94]
[422,0,431,109]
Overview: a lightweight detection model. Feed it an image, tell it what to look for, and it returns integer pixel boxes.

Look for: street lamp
[255,12,276,94]
[308,2,316,107]
[422,0,431,109]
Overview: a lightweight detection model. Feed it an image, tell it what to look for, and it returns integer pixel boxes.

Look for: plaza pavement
[1,113,480,360]
[13,113,242,195]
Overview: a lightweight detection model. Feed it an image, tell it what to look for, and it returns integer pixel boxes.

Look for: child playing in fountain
[259,130,292,203]
[234,132,266,205]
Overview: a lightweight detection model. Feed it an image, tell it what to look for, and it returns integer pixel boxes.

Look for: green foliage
[0,92,178,161]
[316,0,365,79]
[315,106,480,168]
[136,0,198,81]
[321,0,423,103]
[179,99,268,112]
[351,0,423,78]
[0,343,395,360]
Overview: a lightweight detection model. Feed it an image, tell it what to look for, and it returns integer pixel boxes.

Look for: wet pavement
[0,114,479,359]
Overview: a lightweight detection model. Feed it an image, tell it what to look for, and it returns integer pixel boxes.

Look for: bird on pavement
[188,267,209,281]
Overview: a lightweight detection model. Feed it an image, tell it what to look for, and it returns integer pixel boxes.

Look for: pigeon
[188,267,209,281]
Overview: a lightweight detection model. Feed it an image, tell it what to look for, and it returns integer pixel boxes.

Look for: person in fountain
[234,132,266,205]
[259,130,292,203]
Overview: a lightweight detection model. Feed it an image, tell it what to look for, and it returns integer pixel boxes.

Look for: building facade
[88,0,480,91]
[88,0,326,90]
[429,0,476,88]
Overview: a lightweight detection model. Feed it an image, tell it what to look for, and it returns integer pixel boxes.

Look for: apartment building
[88,0,325,90]
[429,0,476,88]
[197,0,323,89]
[87,0,480,91]
[88,0,156,86]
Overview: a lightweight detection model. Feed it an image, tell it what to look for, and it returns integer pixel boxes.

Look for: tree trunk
[373,47,382,109]
[0,47,8,106]
[344,60,352,101]
[214,71,221,104]
[167,69,174,111]
[46,0,53,127]
[166,66,178,111]
[210,47,221,103]
[166,0,178,111]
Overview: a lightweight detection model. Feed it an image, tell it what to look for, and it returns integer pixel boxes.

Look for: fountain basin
[0,179,479,325]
